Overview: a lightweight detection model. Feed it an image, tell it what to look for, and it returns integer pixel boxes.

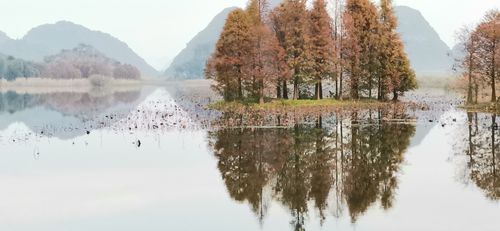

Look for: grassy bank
[209,98,397,112]
[461,102,500,114]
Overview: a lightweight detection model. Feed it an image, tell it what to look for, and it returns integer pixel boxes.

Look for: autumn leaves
[456,10,499,104]
[206,0,417,104]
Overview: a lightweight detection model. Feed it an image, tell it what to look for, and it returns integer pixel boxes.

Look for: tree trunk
[467,52,474,104]
[335,76,338,99]
[338,69,343,100]
[350,65,358,100]
[368,77,372,99]
[319,81,323,99]
[252,76,256,97]
[491,72,496,102]
[293,76,299,100]
[259,79,265,105]
[283,80,289,99]
[475,83,479,104]
[351,83,358,99]
[491,41,497,102]
[315,81,321,100]
[276,81,282,99]
[392,89,398,101]
[238,76,243,99]
[377,75,382,100]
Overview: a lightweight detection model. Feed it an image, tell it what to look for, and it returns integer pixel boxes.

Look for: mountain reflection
[0,90,141,117]
[457,112,500,200]
[209,109,416,229]
[0,89,143,139]
[0,87,218,143]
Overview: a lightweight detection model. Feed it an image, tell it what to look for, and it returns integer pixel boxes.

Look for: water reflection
[0,88,499,230]
[0,90,141,116]
[457,112,500,200]
[0,88,214,143]
[209,109,416,229]
[0,89,145,140]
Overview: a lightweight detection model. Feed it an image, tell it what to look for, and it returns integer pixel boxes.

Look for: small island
[205,0,417,113]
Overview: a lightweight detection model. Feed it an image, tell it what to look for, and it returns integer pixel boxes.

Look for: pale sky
[0,0,498,70]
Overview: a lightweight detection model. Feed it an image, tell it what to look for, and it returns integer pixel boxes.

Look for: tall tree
[330,0,345,99]
[246,0,269,25]
[271,0,312,100]
[476,9,499,102]
[245,25,288,104]
[456,25,481,104]
[390,45,417,101]
[309,0,336,100]
[341,9,360,99]
[377,0,397,100]
[378,0,416,101]
[343,0,380,99]
[361,2,380,99]
[246,0,289,104]
[205,9,254,101]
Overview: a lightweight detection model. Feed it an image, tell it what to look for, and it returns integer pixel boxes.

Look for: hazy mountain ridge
[164,7,237,79]
[0,21,158,77]
[395,6,453,75]
[165,4,454,79]
[42,44,141,80]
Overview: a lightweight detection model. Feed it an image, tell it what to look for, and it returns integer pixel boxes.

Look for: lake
[0,86,498,231]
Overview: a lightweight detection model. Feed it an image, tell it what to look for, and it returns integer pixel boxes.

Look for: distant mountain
[165,4,453,79]
[43,44,141,80]
[395,6,453,75]
[164,7,237,79]
[0,21,158,77]
[164,0,282,79]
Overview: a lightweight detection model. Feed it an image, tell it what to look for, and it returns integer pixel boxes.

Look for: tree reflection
[208,109,416,228]
[460,112,500,200]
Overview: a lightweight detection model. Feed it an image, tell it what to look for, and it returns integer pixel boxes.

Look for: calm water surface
[0,87,498,231]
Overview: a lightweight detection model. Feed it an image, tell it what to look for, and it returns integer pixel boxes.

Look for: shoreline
[209,98,427,114]
[0,77,146,94]
[460,103,500,114]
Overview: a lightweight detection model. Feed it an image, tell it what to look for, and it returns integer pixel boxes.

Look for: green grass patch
[460,102,500,114]
[208,98,387,111]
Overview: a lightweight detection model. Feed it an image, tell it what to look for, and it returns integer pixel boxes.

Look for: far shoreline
[0,77,145,94]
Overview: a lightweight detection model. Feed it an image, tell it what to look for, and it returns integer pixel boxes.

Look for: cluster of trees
[456,9,499,104]
[0,55,41,80]
[43,44,141,80]
[206,0,417,103]
[209,110,416,225]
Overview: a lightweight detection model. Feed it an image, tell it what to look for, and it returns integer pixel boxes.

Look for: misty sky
[0,0,498,70]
